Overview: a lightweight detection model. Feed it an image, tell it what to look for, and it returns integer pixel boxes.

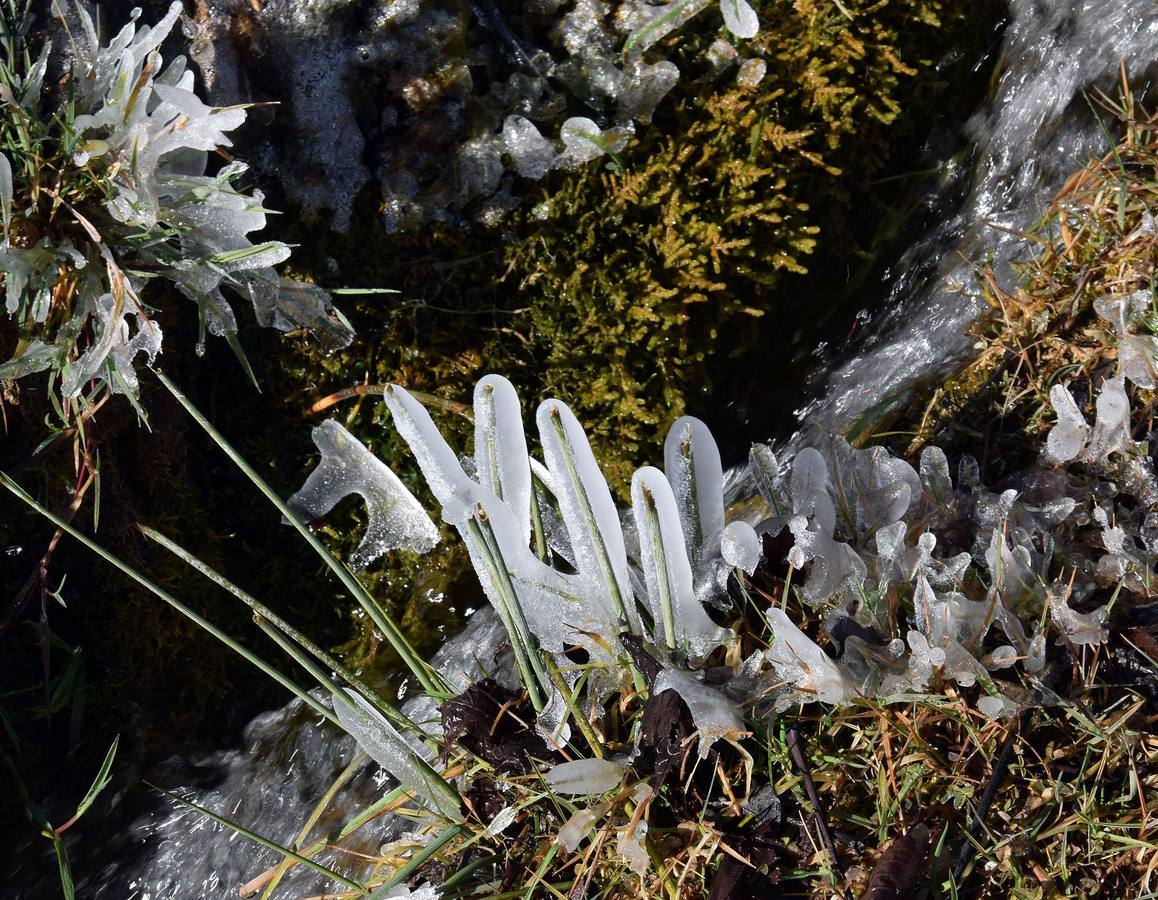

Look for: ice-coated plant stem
[153,369,445,696]
[464,513,550,711]
[0,472,344,730]
[637,481,677,651]
[540,402,632,631]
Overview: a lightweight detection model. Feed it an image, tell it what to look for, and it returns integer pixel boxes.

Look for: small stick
[787,726,846,899]
[953,707,1030,882]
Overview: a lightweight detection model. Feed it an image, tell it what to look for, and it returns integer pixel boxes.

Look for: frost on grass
[287,420,439,569]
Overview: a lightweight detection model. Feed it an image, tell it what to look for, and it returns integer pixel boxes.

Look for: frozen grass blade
[538,399,636,632]
[474,374,532,542]
[331,689,464,822]
[148,783,369,894]
[138,523,425,737]
[152,369,445,697]
[632,466,730,660]
[0,472,344,730]
[664,416,724,573]
[465,513,549,711]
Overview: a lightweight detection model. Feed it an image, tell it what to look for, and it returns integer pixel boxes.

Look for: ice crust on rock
[288,420,439,569]
[502,116,556,180]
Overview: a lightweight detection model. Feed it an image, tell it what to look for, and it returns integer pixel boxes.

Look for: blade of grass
[137,523,425,737]
[370,824,465,896]
[151,369,444,696]
[0,472,344,730]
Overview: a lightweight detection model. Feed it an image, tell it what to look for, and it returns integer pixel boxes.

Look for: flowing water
[58,1,1158,897]
[792,0,1157,442]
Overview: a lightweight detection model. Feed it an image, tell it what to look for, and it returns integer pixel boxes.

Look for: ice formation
[287,420,440,569]
[187,0,698,232]
[332,690,462,821]
[653,668,745,758]
[545,758,628,795]
[631,466,731,660]
[293,369,1151,746]
[0,3,350,400]
[1095,290,1158,390]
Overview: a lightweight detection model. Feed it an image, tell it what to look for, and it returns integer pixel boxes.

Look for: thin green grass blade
[73,735,117,821]
[147,783,368,894]
[371,824,464,897]
[51,832,75,900]
[151,369,444,696]
[137,524,425,737]
[0,472,343,730]
[464,514,547,711]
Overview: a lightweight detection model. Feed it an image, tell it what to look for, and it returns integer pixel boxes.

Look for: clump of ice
[0,3,349,400]
[654,668,745,757]
[1095,290,1158,389]
[721,520,761,575]
[288,420,439,569]
[502,116,557,180]
[545,758,628,795]
[720,0,759,39]
[762,608,855,706]
[1044,377,1140,464]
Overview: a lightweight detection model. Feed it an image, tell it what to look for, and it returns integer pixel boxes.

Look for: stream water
[47,1,1158,897]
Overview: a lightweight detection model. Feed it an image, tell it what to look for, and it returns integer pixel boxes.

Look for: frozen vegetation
[0,2,351,406]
